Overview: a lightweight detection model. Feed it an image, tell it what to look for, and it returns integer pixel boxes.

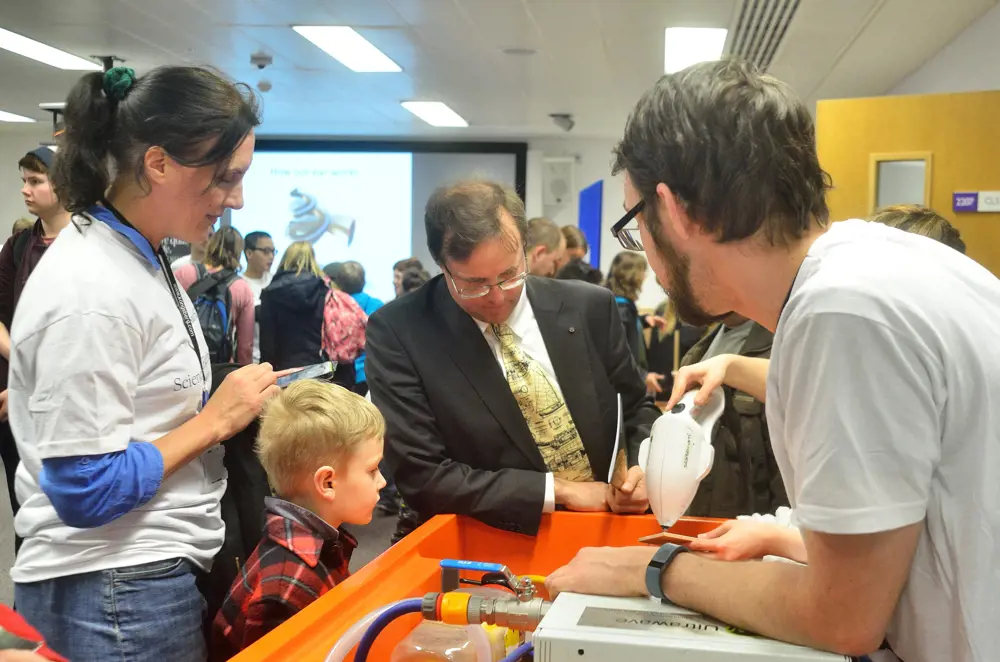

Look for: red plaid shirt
[209,498,356,661]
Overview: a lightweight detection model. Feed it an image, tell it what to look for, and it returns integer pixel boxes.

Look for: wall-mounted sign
[953,191,1000,212]
[978,191,1000,212]
[953,192,978,212]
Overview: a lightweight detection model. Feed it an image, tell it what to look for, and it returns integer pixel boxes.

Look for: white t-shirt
[243,272,272,363]
[767,220,1000,662]
[8,216,224,583]
[243,272,272,302]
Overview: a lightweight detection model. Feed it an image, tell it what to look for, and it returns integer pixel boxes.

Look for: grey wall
[409,152,518,274]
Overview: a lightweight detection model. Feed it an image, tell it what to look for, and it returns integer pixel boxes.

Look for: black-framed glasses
[250,246,276,256]
[443,254,528,299]
[612,199,644,251]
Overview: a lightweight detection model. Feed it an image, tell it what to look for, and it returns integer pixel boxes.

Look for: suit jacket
[365,275,661,535]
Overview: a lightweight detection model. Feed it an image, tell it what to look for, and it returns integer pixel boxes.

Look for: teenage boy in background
[242,231,274,363]
[0,147,71,551]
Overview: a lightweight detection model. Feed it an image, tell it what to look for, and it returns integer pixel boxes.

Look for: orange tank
[232,512,724,662]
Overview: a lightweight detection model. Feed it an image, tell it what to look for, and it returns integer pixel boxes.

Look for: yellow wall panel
[816,91,1000,276]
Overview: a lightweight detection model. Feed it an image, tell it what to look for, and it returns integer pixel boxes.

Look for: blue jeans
[15,557,206,662]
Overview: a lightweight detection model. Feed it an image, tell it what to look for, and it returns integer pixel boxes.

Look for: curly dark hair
[614,59,832,247]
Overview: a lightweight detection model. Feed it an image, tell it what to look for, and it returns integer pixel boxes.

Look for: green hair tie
[103,66,136,102]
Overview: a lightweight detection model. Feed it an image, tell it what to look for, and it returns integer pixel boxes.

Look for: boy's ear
[313,466,337,502]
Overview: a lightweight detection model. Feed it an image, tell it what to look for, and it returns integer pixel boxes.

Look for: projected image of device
[276,361,335,388]
[231,151,413,304]
[286,188,356,245]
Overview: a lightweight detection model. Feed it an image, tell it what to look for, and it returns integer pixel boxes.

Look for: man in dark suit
[366,181,661,536]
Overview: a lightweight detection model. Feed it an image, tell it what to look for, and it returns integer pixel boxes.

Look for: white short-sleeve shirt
[767,220,1000,662]
[9,215,224,583]
[243,271,272,363]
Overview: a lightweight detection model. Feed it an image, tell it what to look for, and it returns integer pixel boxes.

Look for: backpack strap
[218,270,239,327]
[187,268,234,300]
[12,229,31,271]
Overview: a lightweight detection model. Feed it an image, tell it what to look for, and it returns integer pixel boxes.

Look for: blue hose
[354,597,424,662]
[502,641,534,661]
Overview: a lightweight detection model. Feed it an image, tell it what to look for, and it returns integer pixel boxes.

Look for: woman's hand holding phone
[201,363,282,442]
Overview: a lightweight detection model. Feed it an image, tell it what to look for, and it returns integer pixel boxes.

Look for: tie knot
[491,323,514,343]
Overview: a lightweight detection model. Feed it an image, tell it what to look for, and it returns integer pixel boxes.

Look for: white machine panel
[534,594,849,662]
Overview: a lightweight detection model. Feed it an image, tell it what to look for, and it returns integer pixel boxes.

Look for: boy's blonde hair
[256,380,385,497]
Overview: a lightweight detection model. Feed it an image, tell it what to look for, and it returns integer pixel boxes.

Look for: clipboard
[608,393,628,488]
[638,531,698,546]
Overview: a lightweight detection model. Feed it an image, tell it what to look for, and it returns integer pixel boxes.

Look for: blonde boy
[210,380,386,660]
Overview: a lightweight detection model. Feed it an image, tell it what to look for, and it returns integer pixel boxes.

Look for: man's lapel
[527,279,603,477]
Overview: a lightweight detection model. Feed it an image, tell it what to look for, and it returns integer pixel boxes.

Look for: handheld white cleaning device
[639,387,725,529]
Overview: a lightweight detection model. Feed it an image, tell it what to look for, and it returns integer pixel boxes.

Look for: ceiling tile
[0,0,994,138]
[767,0,879,99]
[812,0,996,100]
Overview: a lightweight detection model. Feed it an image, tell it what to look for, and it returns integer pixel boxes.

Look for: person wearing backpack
[259,241,365,388]
[175,226,254,365]
[0,147,71,553]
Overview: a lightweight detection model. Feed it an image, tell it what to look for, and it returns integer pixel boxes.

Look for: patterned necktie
[491,323,593,481]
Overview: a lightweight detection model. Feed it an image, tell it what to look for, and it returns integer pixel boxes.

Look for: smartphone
[276,360,336,388]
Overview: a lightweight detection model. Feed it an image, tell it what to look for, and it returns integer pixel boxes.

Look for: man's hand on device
[665,354,735,409]
[555,479,609,512]
[608,466,649,514]
[546,545,655,599]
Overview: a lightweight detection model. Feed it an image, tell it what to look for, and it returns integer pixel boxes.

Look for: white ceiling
[0,0,994,140]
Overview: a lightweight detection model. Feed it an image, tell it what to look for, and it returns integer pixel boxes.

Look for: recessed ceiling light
[0,110,36,123]
[664,27,728,74]
[293,26,401,73]
[401,102,468,128]
[0,27,100,71]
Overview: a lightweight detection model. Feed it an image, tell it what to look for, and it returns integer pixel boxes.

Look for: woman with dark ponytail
[6,65,279,661]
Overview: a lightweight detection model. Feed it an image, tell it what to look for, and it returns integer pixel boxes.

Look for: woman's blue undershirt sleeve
[39,441,165,529]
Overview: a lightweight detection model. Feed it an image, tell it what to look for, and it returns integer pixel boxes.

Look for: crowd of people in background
[0,58,994,662]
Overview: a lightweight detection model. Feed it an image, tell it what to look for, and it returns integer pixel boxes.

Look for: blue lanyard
[88,202,208,406]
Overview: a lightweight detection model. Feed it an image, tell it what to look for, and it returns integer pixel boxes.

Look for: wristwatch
[645,543,688,603]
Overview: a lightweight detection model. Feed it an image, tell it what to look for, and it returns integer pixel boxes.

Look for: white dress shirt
[472,288,562,513]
